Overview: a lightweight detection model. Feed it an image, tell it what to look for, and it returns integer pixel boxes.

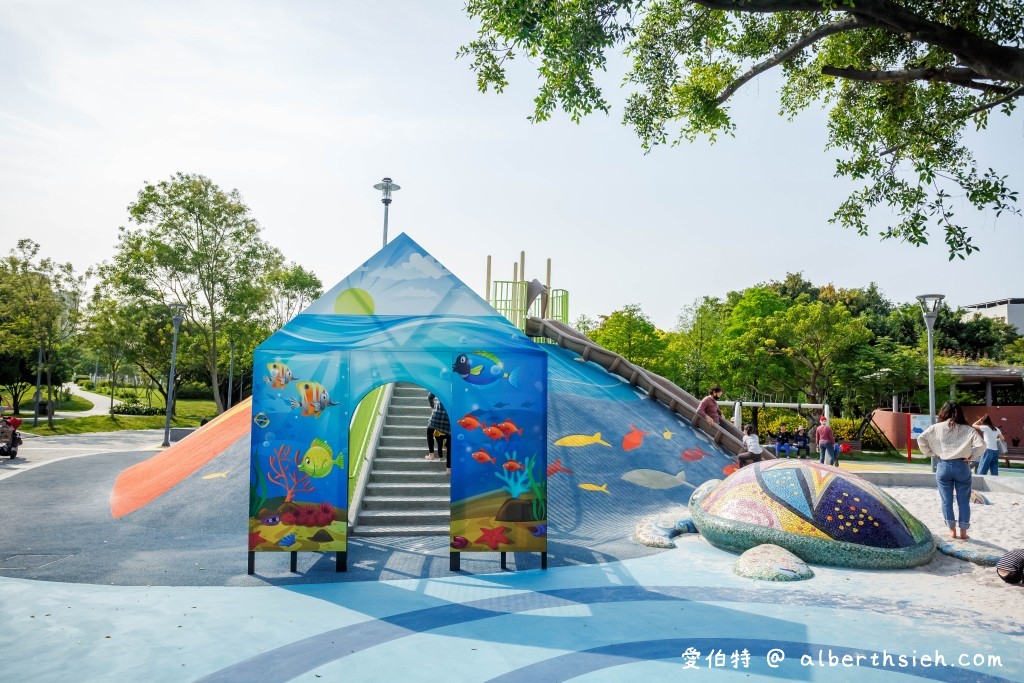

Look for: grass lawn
[18,399,219,436]
[2,393,93,413]
[88,385,213,409]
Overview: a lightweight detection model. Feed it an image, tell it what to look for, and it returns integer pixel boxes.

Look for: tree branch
[716,18,863,105]
[822,65,1013,94]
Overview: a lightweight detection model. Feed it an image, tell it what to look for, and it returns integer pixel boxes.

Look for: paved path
[0,430,162,482]
[60,382,123,417]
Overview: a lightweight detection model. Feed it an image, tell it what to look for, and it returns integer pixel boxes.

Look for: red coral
[282,502,336,527]
[267,444,314,502]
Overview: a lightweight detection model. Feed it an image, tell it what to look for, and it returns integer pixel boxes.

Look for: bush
[115,396,163,417]
[176,382,212,400]
[78,379,94,391]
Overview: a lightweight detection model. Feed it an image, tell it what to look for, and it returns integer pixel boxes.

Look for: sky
[1,1,1022,330]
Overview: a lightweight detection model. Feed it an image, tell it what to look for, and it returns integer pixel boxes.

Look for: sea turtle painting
[688,460,935,570]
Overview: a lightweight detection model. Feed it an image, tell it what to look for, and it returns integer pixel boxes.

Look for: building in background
[963,298,1024,335]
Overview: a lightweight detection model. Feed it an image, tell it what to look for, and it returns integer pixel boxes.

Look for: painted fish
[264,362,299,389]
[493,402,508,408]
[663,429,674,440]
[260,514,281,526]
[578,483,610,494]
[472,450,496,464]
[495,420,523,437]
[622,424,649,451]
[722,464,739,476]
[290,380,339,418]
[298,438,344,478]
[458,414,483,430]
[621,469,695,490]
[528,524,547,537]
[452,352,520,388]
[680,447,709,462]
[450,536,469,549]
[554,432,611,448]
[278,534,296,547]
[202,471,229,479]
[547,458,574,476]
[253,412,271,428]
[503,460,524,473]
[482,425,509,441]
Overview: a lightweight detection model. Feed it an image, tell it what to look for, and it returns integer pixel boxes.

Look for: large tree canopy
[460,0,1023,258]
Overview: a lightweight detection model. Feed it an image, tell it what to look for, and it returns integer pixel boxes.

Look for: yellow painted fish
[264,362,299,390]
[663,429,673,440]
[202,471,230,479]
[554,432,612,448]
[290,380,339,418]
[578,483,610,494]
[298,438,344,478]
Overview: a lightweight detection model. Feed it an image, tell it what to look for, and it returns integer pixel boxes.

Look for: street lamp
[372,177,400,248]
[161,303,186,448]
[916,293,944,471]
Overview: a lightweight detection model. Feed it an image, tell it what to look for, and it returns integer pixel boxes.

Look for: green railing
[491,281,569,333]
[347,385,387,500]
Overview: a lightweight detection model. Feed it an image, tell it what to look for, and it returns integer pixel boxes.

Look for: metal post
[485,255,492,305]
[382,200,390,248]
[373,177,400,248]
[161,305,185,448]
[227,340,235,410]
[33,345,43,427]
[925,323,936,470]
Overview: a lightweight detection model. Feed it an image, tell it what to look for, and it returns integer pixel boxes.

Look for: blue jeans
[936,459,972,530]
[776,443,792,458]
[978,448,1000,476]
[819,443,835,466]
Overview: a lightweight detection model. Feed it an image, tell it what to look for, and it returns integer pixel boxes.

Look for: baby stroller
[0,417,22,458]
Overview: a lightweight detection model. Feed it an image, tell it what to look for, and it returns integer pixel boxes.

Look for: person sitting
[772,425,793,458]
[737,424,764,467]
[996,549,1023,585]
[792,427,811,458]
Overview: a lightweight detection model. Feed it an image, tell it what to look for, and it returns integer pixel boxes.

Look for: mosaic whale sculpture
[689,460,935,569]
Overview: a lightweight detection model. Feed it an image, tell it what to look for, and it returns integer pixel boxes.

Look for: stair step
[373,457,448,471]
[357,510,450,526]
[383,424,426,436]
[378,435,427,448]
[366,483,450,497]
[361,496,450,510]
[384,415,430,427]
[351,525,450,537]
[370,471,450,484]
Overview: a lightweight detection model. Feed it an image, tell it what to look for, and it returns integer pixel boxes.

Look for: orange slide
[110,398,252,518]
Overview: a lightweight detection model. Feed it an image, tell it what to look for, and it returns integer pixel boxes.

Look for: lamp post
[916,294,944,471]
[372,177,400,248]
[161,303,186,448]
[226,339,235,410]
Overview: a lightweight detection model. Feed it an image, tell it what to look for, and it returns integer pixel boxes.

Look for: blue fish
[278,534,296,547]
[453,352,520,388]
[527,524,547,537]
[261,514,281,526]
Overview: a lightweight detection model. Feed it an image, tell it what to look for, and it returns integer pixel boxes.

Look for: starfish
[474,525,511,551]
[249,531,267,550]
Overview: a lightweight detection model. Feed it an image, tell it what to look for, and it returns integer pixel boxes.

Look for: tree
[265,261,323,332]
[666,297,728,395]
[108,173,278,413]
[83,295,133,416]
[591,304,667,370]
[461,1,1023,258]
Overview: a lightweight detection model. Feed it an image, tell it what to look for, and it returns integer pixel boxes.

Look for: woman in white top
[972,415,1005,476]
[738,424,764,468]
[918,401,985,540]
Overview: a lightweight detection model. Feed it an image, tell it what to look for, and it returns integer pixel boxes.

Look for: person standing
[918,401,984,540]
[424,393,451,475]
[696,385,725,427]
[815,416,837,466]
[972,414,1005,476]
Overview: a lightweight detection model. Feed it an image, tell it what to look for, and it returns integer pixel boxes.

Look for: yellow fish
[663,429,674,440]
[578,483,610,494]
[202,470,230,479]
[298,438,344,478]
[290,380,339,418]
[554,432,612,447]
[264,362,298,390]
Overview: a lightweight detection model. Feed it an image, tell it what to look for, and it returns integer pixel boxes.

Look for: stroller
[0,417,22,458]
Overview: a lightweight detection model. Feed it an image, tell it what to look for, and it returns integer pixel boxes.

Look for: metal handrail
[526,317,751,457]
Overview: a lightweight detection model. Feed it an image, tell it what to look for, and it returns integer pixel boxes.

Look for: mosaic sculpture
[689,460,935,569]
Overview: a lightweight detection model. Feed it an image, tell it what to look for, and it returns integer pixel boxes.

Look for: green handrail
[347,385,387,499]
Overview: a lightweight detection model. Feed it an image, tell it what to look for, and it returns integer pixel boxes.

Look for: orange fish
[472,450,496,464]
[483,425,508,440]
[264,362,298,390]
[289,381,339,418]
[547,458,574,477]
[458,414,482,430]
[495,420,522,436]
[503,460,523,472]
[680,448,708,462]
[622,424,649,451]
[722,464,739,476]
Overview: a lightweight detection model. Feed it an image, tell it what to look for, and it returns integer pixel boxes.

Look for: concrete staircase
[351,382,450,536]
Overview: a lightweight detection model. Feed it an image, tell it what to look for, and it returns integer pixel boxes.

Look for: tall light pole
[372,177,400,248]
[917,293,944,471]
[161,303,186,448]
[226,339,235,410]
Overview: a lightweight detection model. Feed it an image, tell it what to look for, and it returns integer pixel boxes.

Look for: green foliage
[461,1,1024,258]
[590,304,668,371]
[114,396,164,416]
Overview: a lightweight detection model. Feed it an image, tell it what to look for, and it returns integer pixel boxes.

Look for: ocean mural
[249,234,548,565]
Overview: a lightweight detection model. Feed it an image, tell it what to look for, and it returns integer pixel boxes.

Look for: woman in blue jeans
[917,402,985,540]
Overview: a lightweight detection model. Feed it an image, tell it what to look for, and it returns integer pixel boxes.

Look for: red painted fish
[680,448,708,462]
[547,458,574,477]
[483,425,508,441]
[722,464,739,476]
[622,424,649,451]
[472,450,496,464]
[502,460,524,472]
[458,414,482,430]
[495,420,522,437]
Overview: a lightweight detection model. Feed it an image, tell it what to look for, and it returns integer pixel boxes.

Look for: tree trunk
[46,368,54,429]
[751,406,760,433]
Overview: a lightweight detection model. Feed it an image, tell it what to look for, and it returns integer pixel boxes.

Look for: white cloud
[378,253,447,281]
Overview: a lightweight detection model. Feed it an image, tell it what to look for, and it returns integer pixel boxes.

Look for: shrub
[115,395,163,416]
[176,382,212,400]
[78,379,94,391]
